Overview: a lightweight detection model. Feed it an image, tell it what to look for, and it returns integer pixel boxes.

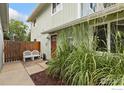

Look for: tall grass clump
[47,23,124,85]
[47,31,72,79]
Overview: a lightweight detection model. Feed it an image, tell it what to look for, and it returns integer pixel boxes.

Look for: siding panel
[31,3,78,59]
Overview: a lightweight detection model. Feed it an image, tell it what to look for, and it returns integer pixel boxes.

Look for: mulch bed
[30,70,65,85]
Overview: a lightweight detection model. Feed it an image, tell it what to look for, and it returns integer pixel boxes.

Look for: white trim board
[77,3,81,18]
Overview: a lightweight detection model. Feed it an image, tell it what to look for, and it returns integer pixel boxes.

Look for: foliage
[47,20,124,85]
[4,19,30,41]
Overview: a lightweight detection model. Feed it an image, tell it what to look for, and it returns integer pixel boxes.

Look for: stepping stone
[38,62,48,69]
[25,65,45,75]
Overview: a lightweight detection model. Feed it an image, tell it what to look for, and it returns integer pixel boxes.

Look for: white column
[77,3,81,18]
[107,22,111,53]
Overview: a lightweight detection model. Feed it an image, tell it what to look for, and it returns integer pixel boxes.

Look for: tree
[4,19,30,41]
[27,31,31,41]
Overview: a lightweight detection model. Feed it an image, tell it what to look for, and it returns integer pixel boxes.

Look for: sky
[9,3,37,24]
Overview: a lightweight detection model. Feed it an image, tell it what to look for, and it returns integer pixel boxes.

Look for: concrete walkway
[0,59,48,85]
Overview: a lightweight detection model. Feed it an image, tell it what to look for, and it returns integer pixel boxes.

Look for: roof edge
[0,3,9,32]
[27,3,47,22]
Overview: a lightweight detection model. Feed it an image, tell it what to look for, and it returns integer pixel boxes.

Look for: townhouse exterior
[0,4,9,69]
[28,3,123,59]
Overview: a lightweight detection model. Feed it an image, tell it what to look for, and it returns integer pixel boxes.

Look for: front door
[51,35,57,58]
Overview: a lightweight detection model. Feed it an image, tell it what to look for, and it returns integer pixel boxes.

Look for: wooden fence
[4,40,40,62]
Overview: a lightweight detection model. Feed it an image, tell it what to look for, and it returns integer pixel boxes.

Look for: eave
[0,3,9,32]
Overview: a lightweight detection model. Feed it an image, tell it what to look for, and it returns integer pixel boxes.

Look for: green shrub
[47,22,124,85]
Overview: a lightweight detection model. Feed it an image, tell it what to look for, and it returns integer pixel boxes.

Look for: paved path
[23,59,48,75]
[0,60,48,85]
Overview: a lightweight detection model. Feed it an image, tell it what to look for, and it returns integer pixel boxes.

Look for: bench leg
[38,56,40,59]
[23,58,25,62]
[32,57,34,61]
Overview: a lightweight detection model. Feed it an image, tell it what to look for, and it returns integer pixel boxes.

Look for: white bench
[31,50,41,60]
[23,50,41,62]
[23,50,33,62]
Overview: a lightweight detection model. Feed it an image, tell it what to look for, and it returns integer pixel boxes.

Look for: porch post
[107,22,111,53]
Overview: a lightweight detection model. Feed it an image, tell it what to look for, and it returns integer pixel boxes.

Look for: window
[110,20,124,53]
[51,3,62,15]
[93,24,107,51]
[90,3,96,12]
[103,3,115,8]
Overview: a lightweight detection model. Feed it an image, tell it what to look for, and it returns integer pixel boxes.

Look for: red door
[51,35,57,58]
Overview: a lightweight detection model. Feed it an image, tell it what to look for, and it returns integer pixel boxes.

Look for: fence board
[4,40,40,62]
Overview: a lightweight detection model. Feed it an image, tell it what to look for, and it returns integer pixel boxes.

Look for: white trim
[50,33,58,36]
[90,17,124,27]
[51,3,63,16]
[107,22,111,52]
[77,3,81,18]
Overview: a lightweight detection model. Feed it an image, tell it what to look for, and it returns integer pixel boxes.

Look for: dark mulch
[30,70,65,85]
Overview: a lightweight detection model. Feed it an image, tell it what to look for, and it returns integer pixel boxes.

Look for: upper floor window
[103,3,115,8]
[51,3,63,15]
[90,3,96,12]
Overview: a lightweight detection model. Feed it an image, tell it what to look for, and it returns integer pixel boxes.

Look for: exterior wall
[95,3,104,12]
[81,3,94,17]
[31,3,78,59]
[0,16,4,69]
[80,3,111,17]
[30,3,117,59]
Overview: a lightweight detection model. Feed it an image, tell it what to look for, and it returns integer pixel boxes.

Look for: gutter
[41,4,124,34]
[0,3,9,32]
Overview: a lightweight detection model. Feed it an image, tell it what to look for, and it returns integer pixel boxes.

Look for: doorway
[51,35,57,58]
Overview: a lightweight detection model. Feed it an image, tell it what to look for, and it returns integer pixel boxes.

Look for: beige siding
[31,3,78,59]
[51,3,78,29]
[31,3,78,40]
